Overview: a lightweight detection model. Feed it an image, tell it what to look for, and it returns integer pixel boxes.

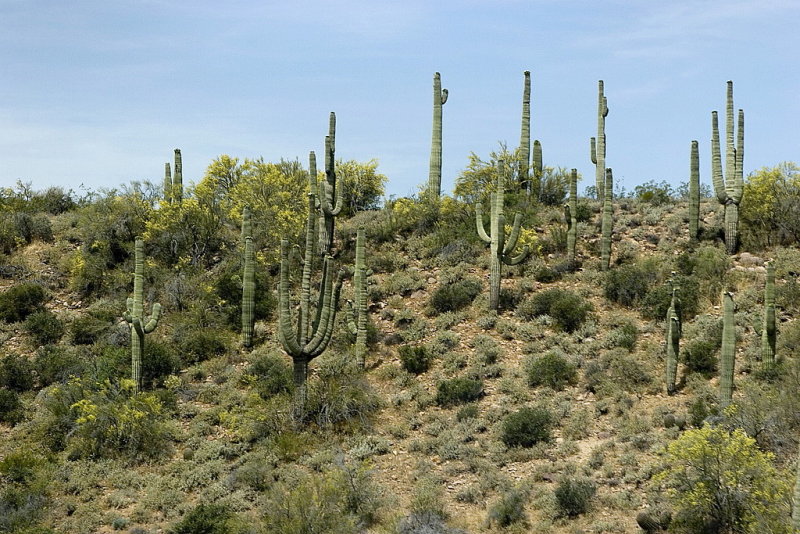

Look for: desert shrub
[34,345,86,387]
[526,352,577,391]
[0,283,47,322]
[435,378,483,407]
[429,278,482,314]
[176,328,228,364]
[603,263,657,307]
[399,345,433,375]
[248,350,293,399]
[24,310,64,345]
[518,289,592,332]
[486,488,528,528]
[683,339,718,377]
[640,275,700,321]
[0,450,50,532]
[554,477,596,517]
[456,404,479,422]
[537,167,570,206]
[213,256,275,327]
[607,320,638,351]
[141,341,181,389]
[306,354,380,428]
[0,388,23,424]
[633,180,675,205]
[170,503,233,534]
[397,512,467,534]
[0,354,34,392]
[69,314,112,345]
[500,406,553,447]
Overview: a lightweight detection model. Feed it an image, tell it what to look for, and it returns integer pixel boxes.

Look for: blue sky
[1,0,798,199]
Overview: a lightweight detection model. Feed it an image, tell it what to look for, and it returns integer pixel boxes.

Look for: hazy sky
[1,0,798,199]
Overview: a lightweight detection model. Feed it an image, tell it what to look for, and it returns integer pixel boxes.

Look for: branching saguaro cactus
[428,72,448,200]
[123,239,162,393]
[241,228,255,348]
[163,162,172,203]
[564,168,578,263]
[518,71,531,194]
[475,160,530,309]
[761,261,776,371]
[665,283,682,395]
[600,168,613,271]
[688,140,700,241]
[719,291,736,408]
[590,80,609,199]
[173,149,183,204]
[346,227,368,368]
[318,113,344,255]
[278,164,343,422]
[711,81,744,254]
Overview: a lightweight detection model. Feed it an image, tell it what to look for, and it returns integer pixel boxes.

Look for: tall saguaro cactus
[711,81,744,254]
[600,168,613,271]
[761,262,776,371]
[590,80,609,199]
[428,72,448,200]
[240,205,252,249]
[689,140,700,241]
[347,227,368,368]
[518,71,531,194]
[278,162,343,421]
[564,168,578,263]
[241,236,255,348]
[719,291,736,408]
[173,149,183,204]
[123,239,162,393]
[318,113,343,255]
[475,160,530,309]
[665,284,682,395]
[163,162,172,203]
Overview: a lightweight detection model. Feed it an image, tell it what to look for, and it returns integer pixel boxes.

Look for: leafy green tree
[454,145,519,204]
[335,159,387,217]
[654,424,791,533]
[740,162,800,249]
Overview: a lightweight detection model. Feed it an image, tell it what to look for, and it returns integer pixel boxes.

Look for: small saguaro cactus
[719,291,736,408]
[532,140,543,200]
[711,81,744,254]
[241,216,255,348]
[665,284,682,395]
[163,162,172,203]
[173,149,183,204]
[428,72,448,200]
[318,113,344,255]
[346,227,368,368]
[475,160,530,309]
[688,140,700,241]
[761,261,776,371]
[564,168,578,263]
[123,238,162,393]
[518,70,531,193]
[600,168,613,271]
[590,80,609,199]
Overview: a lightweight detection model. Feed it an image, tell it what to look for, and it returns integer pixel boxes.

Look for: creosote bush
[24,310,64,345]
[0,282,47,322]
[500,405,553,448]
[517,288,592,332]
[554,476,596,517]
[429,278,482,314]
[399,344,433,375]
[526,351,577,390]
[435,377,483,407]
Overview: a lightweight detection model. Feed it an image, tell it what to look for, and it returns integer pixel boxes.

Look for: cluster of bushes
[429,278,482,314]
[0,282,47,322]
[517,288,592,332]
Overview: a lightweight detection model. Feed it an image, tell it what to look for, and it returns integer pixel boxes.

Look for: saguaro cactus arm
[475,201,492,243]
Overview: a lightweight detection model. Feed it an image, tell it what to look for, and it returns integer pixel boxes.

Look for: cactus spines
[123,238,162,393]
[590,80,609,199]
[565,168,578,263]
[475,160,530,309]
[711,81,744,254]
[518,71,531,193]
[318,114,343,255]
[163,162,172,203]
[689,140,700,241]
[719,291,736,408]
[665,286,682,395]
[427,72,448,200]
[173,149,183,204]
[600,168,613,271]
[761,261,776,370]
[346,227,368,369]
[241,236,255,348]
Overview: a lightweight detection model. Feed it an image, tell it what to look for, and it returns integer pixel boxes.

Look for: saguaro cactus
[241,230,255,348]
[427,72,448,200]
[475,160,530,309]
[163,162,172,203]
[240,205,252,249]
[665,284,682,395]
[564,168,578,263]
[689,140,700,241]
[123,239,162,393]
[518,71,531,193]
[600,168,613,271]
[173,149,183,204]
[761,261,776,370]
[719,291,736,408]
[532,140,543,200]
[318,114,343,255]
[590,80,609,199]
[347,227,368,368]
[278,162,343,421]
[711,81,744,254]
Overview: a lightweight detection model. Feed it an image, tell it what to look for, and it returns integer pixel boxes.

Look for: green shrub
[248,351,293,398]
[69,314,112,345]
[306,354,380,428]
[170,503,233,534]
[399,345,433,375]
[604,263,656,307]
[456,404,479,422]
[518,289,592,332]
[177,328,228,364]
[0,283,46,322]
[0,388,23,424]
[0,354,34,392]
[500,406,553,447]
[633,180,675,205]
[429,278,482,314]
[435,378,483,407]
[640,275,700,321]
[486,488,528,528]
[141,342,181,389]
[682,339,718,377]
[24,310,64,345]
[608,320,638,351]
[34,345,86,387]
[526,352,577,390]
[554,477,596,517]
